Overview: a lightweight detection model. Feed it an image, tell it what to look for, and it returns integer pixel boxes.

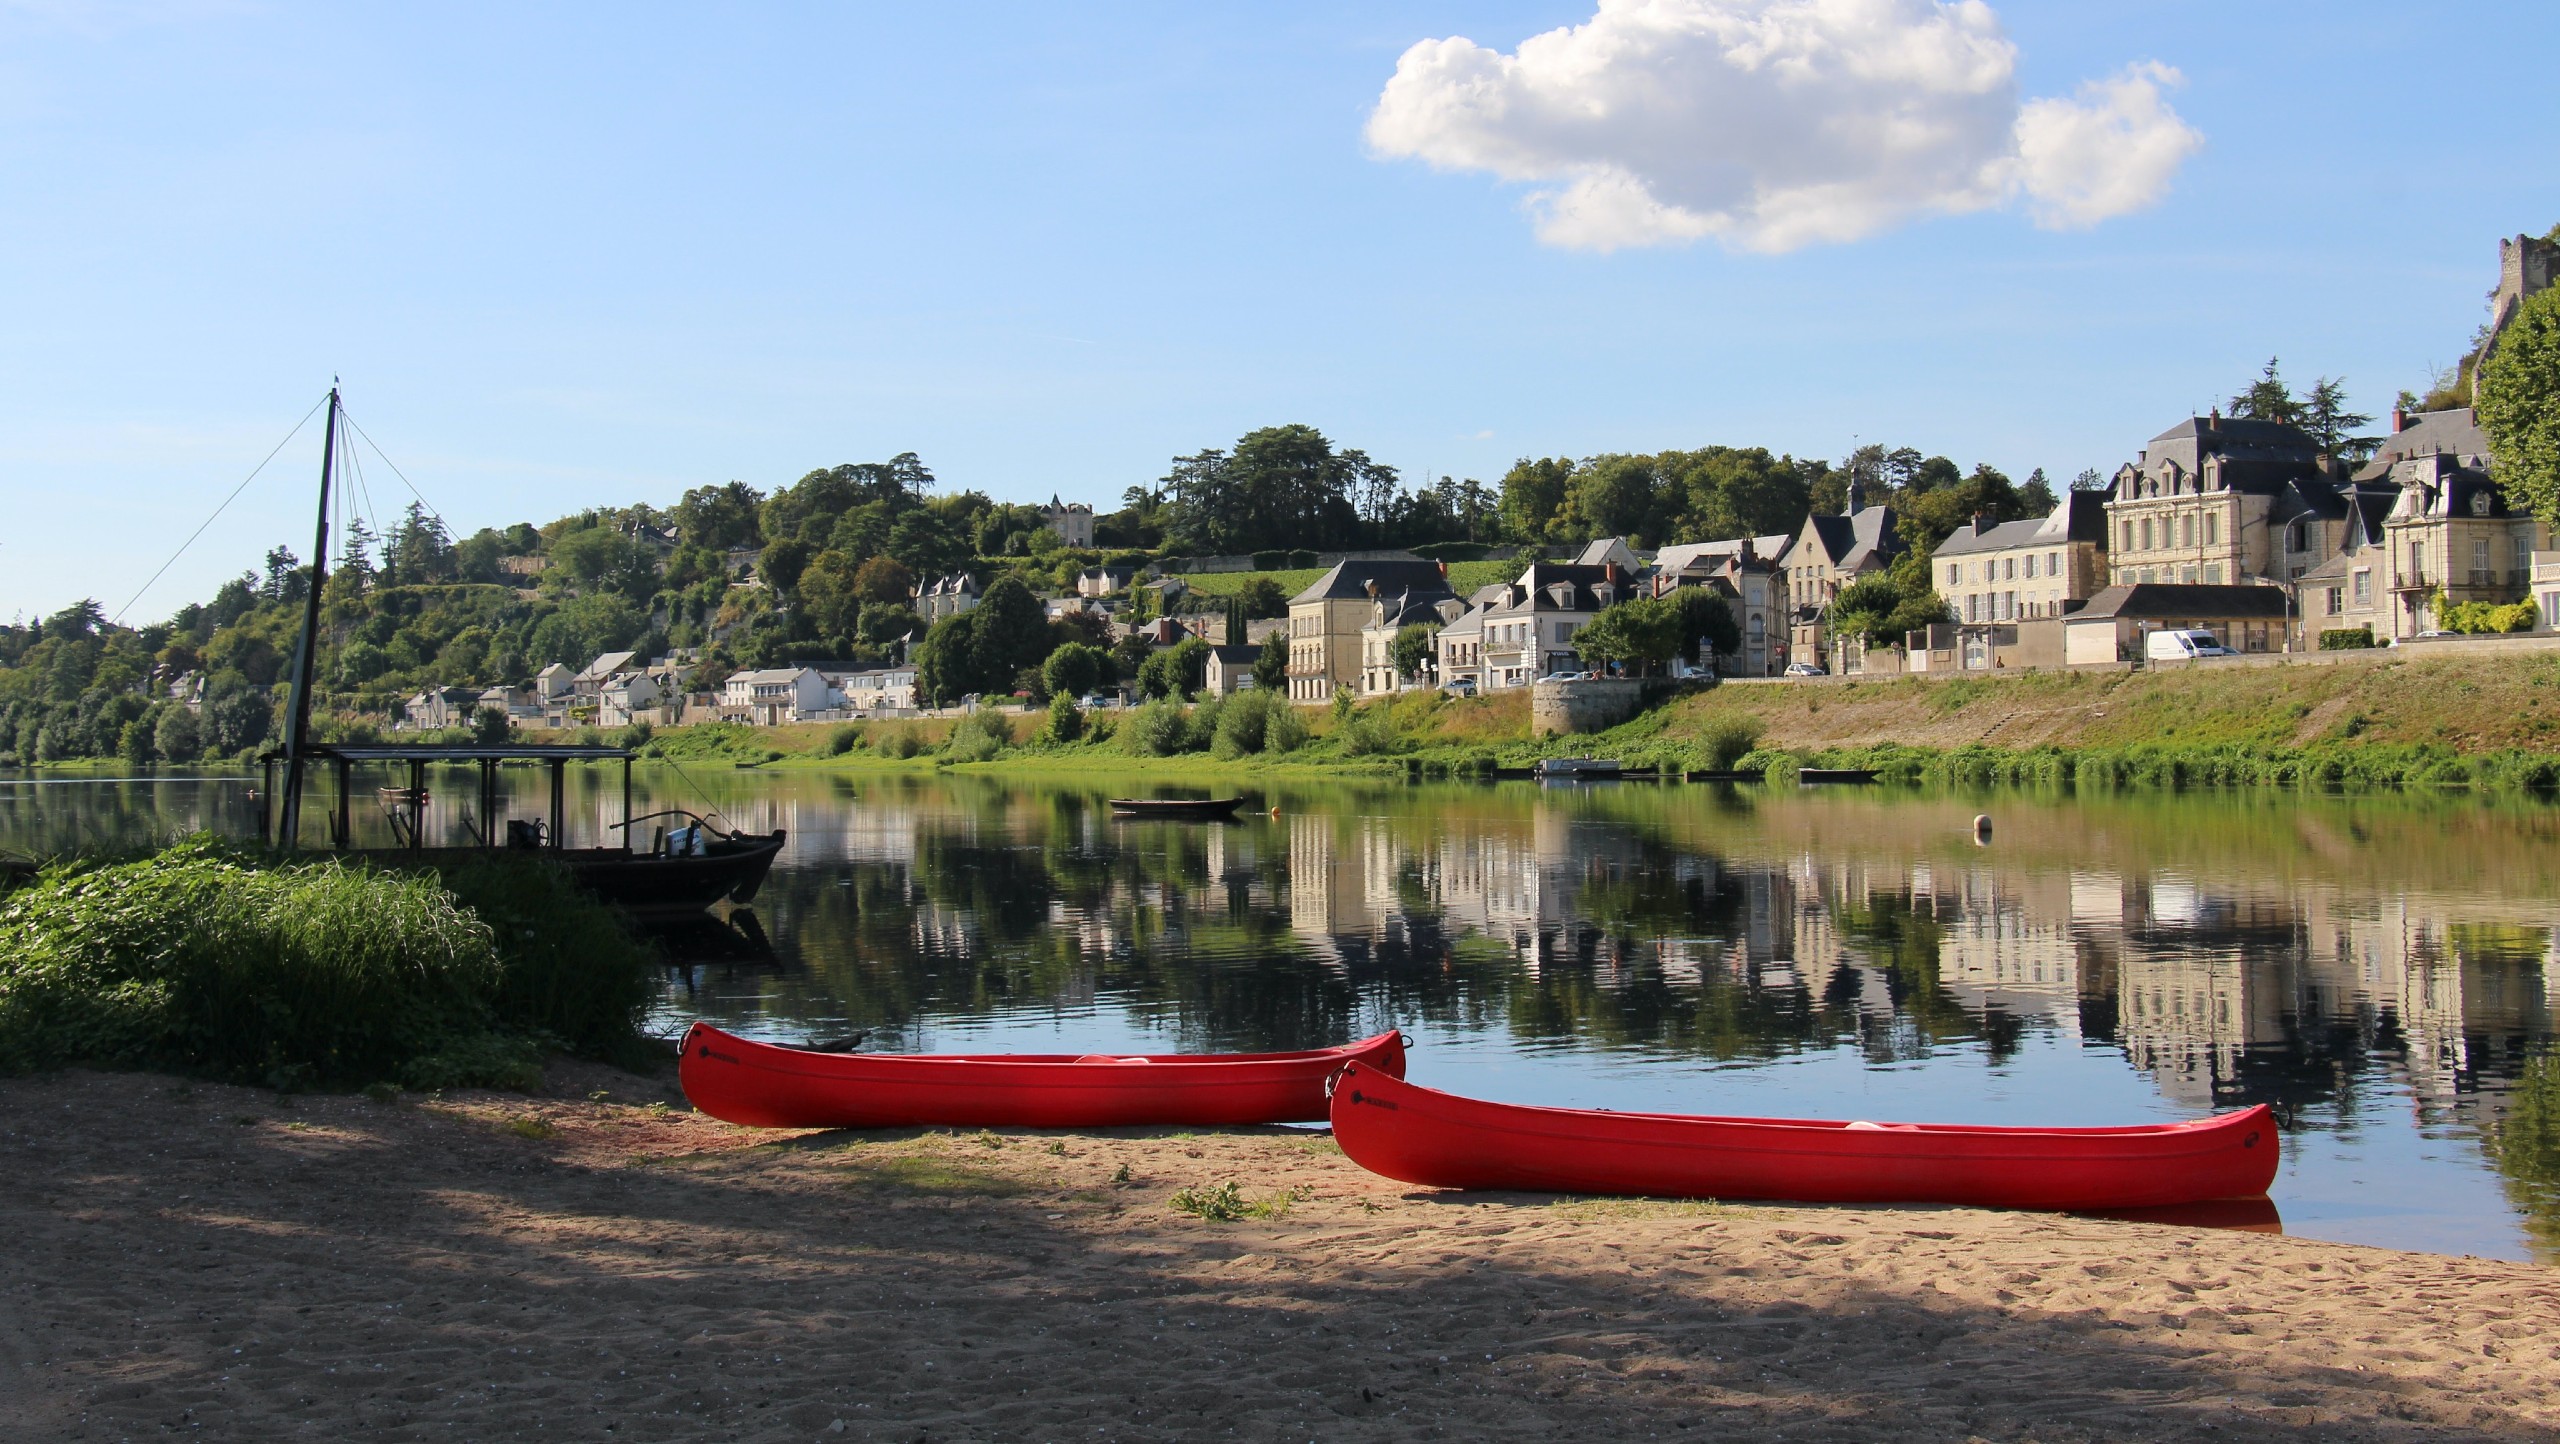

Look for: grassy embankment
[629,648,2560,790]
[0,839,661,1091]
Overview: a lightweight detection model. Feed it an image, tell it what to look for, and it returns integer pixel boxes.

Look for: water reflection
[11,765,2560,1260]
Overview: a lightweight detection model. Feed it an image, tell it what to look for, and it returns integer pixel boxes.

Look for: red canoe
[681,1022,1407,1129]
[1326,1063,2278,1212]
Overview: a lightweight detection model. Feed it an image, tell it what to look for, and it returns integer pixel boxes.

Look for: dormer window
[2472,491,2493,517]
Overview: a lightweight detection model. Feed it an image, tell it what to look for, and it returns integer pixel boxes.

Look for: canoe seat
[1073,1055,1152,1065]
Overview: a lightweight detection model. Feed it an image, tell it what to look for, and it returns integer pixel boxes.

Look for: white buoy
[1972,814,1993,841]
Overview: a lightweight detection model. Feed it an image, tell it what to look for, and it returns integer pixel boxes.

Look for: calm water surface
[10,764,2560,1262]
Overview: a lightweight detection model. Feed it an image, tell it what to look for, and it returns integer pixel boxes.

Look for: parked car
[1442,677,1479,697]
[2143,628,2238,662]
[1783,661,1828,677]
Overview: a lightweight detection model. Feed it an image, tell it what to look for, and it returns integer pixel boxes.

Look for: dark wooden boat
[256,389,785,919]
[1684,768,1762,783]
[1798,767,1879,785]
[1107,796,1247,818]
[682,1021,1408,1128]
[1327,1063,2279,1212]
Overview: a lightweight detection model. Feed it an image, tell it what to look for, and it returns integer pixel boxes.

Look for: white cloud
[1367,0,2203,253]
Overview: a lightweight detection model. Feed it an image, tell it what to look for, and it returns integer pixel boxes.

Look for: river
[7,762,2558,1262]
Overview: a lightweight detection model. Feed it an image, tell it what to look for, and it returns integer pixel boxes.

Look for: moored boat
[1534,757,1623,780]
[1798,767,1880,785]
[682,1022,1407,1128]
[1325,1064,2278,1212]
[1107,796,1247,819]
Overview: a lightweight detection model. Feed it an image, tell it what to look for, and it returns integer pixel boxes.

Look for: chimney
[2391,407,2407,434]
[1971,511,1991,536]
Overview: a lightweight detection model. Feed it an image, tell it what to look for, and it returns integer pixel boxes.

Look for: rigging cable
[110,393,330,625]
[339,407,454,539]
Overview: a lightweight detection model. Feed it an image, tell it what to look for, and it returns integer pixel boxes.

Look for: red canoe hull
[1327,1064,2279,1212]
[682,1023,1407,1129]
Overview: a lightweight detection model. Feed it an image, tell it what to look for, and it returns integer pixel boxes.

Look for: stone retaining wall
[1531,678,1649,736]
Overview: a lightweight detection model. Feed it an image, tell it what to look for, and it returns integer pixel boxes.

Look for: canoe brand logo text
[699,1046,740,1065]
[1349,1090,1397,1110]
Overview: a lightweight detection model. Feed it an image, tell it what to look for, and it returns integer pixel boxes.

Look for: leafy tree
[2300,378,2377,462]
[913,576,1051,703]
[2479,286,2560,529]
[886,510,968,577]
[151,704,201,763]
[1160,425,1378,554]
[2019,468,2057,513]
[1252,640,1290,693]
[852,556,915,607]
[471,705,513,745]
[2228,357,2304,427]
[1827,573,1950,648]
[1137,636,1208,699]
[671,480,765,550]
[1041,641,1110,700]
[1667,585,1742,664]
[1044,691,1084,743]
[757,536,813,595]
[1498,457,1574,544]
[1390,623,1438,681]
[1572,597,1682,673]
[794,549,866,640]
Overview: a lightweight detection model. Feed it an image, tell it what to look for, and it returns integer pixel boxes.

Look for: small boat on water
[1534,757,1623,780]
[1798,767,1880,785]
[1326,1064,2278,1212]
[682,1022,1408,1128]
[1107,796,1247,819]
[1684,768,1762,783]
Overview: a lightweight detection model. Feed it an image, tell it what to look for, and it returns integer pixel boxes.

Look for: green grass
[0,837,659,1090]
[1168,1179,1311,1221]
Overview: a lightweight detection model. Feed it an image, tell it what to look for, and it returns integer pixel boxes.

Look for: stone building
[2104,415,2351,587]
[914,572,980,622]
[1781,504,1902,668]
[1930,490,2110,624]
[1045,496,1094,549]
[1284,559,1453,703]
[1476,563,1633,689]
[1652,536,1790,677]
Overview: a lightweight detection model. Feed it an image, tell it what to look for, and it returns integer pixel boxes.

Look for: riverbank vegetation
[0,839,658,1090]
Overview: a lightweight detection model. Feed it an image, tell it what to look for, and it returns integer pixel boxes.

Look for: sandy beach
[4,1063,2556,1443]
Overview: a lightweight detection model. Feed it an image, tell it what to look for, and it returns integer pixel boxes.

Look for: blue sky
[5,1,2556,622]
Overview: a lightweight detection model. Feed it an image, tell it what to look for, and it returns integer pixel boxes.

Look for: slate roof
[1289,558,1454,605]
[1795,506,1900,572]
[2356,407,2494,480]
[2071,584,2292,621]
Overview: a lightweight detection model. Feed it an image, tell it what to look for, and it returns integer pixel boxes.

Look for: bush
[1211,690,1276,758]
[1695,713,1765,770]
[2437,598,2539,635]
[1184,695,1226,751]
[824,724,867,756]
[1265,699,1309,754]
[1121,698,1190,756]
[1044,692,1084,744]
[0,840,651,1088]
[1337,704,1402,757]
[943,709,1014,763]
[883,728,924,759]
[2319,628,2377,650]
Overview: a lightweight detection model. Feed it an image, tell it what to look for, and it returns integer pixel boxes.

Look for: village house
[1930,490,2111,625]
[1074,565,1134,598]
[596,671,663,728]
[720,667,829,726]
[1285,558,1454,703]
[1781,503,1903,669]
[914,572,980,622]
[2101,415,2375,587]
[478,684,543,723]
[572,650,638,702]
[1358,584,1461,695]
[1476,562,1631,689]
[1201,643,1263,697]
[1431,583,1512,693]
[832,665,920,713]
[399,684,482,731]
[1652,535,1791,678]
[2294,491,2396,641]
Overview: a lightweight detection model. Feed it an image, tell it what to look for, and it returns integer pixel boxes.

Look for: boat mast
[275,385,339,849]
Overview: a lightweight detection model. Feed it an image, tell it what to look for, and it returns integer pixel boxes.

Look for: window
[2473,491,2493,517]
[2180,515,2195,547]
[2180,565,2198,584]
[2049,551,2062,577]
[1946,563,1960,586]
[2202,563,2222,584]
[2122,521,2136,552]
[2003,557,2016,581]
[2204,514,2219,546]
[2475,538,2493,574]
[2352,569,2372,605]
[2023,554,2037,579]
[2520,536,2536,576]
[2410,542,2425,581]
[2325,587,2342,615]
[2139,518,2154,550]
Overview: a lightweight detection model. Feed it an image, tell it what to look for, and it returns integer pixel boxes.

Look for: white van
[2144,628,2238,662]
